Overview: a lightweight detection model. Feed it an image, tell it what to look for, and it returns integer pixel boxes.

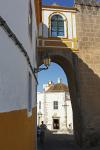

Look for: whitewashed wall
[42,8,76,39]
[67,100,73,128]
[37,92,45,121]
[37,91,73,131]
[0,0,37,113]
[0,0,37,66]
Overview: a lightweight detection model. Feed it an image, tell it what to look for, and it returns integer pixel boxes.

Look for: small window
[28,72,32,113]
[53,101,58,109]
[39,101,41,109]
[51,15,64,37]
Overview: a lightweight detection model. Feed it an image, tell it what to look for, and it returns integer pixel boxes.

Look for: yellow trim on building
[0,107,37,150]
[71,13,78,41]
[42,5,77,13]
[37,37,78,51]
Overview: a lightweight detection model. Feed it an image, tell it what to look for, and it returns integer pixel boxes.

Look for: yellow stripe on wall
[0,107,37,150]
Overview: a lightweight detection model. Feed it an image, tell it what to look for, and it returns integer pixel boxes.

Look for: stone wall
[75,0,100,6]
[75,3,100,147]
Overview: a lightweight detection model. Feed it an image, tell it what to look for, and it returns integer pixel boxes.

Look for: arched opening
[37,53,82,149]
[50,54,82,145]
[37,62,73,132]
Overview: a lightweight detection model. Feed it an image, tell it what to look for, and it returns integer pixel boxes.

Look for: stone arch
[38,50,82,145]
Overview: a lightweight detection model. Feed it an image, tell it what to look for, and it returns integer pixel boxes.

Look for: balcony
[37,37,78,52]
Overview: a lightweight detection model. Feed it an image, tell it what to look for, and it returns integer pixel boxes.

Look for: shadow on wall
[37,22,100,148]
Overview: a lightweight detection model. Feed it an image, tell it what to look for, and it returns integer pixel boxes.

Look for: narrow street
[37,131,100,150]
[37,131,80,150]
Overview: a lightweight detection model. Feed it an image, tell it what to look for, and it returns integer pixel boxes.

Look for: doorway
[53,119,60,130]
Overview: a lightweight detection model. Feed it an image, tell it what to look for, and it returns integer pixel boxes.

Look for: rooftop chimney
[52,3,59,6]
[57,78,62,83]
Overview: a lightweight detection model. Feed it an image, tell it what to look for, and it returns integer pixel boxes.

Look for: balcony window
[51,15,64,37]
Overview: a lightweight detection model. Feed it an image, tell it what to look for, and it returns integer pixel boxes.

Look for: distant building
[37,79,73,133]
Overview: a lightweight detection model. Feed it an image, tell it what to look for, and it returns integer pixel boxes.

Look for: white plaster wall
[0,0,37,112]
[32,75,37,108]
[42,8,76,39]
[32,0,37,68]
[37,92,45,121]
[42,11,50,37]
[72,13,77,39]
[37,91,73,131]
[67,100,73,128]
[0,0,37,67]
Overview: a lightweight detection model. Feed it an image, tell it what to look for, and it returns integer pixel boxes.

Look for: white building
[0,0,41,150]
[37,79,73,133]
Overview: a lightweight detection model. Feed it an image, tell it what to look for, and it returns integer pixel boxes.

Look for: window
[53,101,58,109]
[39,101,41,109]
[28,72,32,113]
[51,15,64,37]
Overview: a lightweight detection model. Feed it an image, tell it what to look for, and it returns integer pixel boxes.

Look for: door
[53,119,59,129]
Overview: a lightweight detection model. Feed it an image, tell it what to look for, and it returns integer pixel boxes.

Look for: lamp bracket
[34,66,48,73]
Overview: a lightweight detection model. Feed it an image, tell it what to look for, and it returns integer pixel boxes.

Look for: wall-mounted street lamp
[34,56,51,73]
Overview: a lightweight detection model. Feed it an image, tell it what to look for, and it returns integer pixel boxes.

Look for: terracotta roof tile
[46,83,69,92]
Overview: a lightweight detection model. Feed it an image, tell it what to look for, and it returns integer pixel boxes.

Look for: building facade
[0,0,41,150]
[37,80,73,133]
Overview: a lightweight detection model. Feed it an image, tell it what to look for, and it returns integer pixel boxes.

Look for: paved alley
[37,131,100,150]
[37,131,80,150]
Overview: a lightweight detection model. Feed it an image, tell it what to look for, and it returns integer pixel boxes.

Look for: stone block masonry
[75,3,100,147]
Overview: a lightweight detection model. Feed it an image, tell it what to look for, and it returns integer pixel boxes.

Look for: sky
[37,0,74,92]
[37,63,68,91]
[42,0,74,6]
